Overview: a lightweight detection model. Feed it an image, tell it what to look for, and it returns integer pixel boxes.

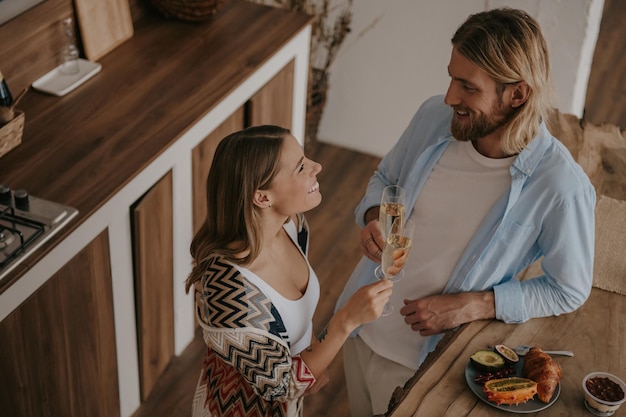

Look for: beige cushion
[592,195,626,295]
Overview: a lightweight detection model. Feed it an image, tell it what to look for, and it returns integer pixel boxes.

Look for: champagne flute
[375,185,405,281]
[376,217,415,316]
[378,185,406,241]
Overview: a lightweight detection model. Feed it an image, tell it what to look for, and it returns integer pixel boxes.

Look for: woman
[186,125,392,417]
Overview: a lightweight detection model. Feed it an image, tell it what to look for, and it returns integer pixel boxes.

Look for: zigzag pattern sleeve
[196,256,316,402]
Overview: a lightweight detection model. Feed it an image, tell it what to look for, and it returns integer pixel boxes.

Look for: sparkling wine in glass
[378,185,406,241]
[376,217,415,316]
[374,185,406,282]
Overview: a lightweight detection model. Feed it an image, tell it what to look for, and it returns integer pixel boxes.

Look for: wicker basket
[0,110,25,158]
[151,0,227,21]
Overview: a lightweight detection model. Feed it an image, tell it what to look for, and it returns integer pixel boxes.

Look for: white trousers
[343,335,415,417]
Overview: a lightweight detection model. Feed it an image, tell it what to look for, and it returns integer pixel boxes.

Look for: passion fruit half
[494,344,520,365]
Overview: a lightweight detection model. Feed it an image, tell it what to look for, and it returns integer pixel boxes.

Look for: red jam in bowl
[586,376,626,403]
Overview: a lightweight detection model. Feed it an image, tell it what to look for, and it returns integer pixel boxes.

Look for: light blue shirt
[336,95,596,366]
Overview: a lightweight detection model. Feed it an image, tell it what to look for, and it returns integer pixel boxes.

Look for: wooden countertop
[382,287,626,416]
[0,1,312,293]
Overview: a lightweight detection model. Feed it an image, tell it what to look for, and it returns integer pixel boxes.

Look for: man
[335,8,596,417]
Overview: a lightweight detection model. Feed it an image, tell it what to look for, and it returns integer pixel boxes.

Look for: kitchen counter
[0,1,311,296]
[0,4,312,415]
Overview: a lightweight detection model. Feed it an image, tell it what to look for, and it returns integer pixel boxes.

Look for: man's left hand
[399,292,495,336]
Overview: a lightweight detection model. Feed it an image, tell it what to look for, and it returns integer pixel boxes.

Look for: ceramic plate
[465,359,560,413]
[32,59,101,96]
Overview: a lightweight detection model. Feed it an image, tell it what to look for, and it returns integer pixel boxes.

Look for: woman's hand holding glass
[340,279,394,328]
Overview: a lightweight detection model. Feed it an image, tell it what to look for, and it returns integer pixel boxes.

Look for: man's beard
[450,100,517,142]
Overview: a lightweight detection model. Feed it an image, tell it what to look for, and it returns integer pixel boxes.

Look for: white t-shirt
[359,140,515,369]
[234,220,320,355]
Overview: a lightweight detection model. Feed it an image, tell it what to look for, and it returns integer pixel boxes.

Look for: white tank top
[234,220,320,355]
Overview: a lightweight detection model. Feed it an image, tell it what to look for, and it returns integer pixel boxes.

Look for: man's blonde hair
[452,8,555,155]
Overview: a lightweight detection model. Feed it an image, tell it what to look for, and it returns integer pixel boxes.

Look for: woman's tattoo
[304,325,330,352]
[316,325,328,342]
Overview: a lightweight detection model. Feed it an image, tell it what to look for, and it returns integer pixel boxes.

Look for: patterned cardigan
[192,218,316,417]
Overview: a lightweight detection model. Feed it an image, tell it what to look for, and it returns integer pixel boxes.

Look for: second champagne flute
[375,185,406,282]
[377,217,415,316]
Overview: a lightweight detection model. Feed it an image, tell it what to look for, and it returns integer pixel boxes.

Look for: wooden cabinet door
[0,231,119,417]
[191,108,245,234]
[248,59,294,129]
[131,171,175,401]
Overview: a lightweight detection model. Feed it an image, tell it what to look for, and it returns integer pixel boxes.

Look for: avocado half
[470,350,506,372]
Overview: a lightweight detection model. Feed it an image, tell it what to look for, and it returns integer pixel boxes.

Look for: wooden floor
[131,1,625,416]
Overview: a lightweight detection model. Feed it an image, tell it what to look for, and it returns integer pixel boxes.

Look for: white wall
[317,0,605,157]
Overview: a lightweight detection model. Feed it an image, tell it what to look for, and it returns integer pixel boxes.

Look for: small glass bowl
[582,372,626,416]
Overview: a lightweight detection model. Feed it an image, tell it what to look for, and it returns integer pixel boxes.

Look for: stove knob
[0,184,10,205]
[14,189,29,210]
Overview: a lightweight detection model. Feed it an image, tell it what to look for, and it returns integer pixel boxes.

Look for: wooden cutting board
[74,0,134,61]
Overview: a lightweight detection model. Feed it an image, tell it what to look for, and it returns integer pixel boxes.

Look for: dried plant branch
[248,0,352,72]
[246,0,353,146]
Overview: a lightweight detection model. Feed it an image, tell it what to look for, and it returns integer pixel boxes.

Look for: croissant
[522,346,563,403]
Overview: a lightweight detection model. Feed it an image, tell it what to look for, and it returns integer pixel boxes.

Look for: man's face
[444,47,517,142]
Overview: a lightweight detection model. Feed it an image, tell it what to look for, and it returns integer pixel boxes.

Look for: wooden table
[381,287,626,416]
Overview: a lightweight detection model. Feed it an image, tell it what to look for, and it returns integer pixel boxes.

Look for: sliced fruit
[470,350,505,372]
[483,377,538,405]
[494,344,520,365]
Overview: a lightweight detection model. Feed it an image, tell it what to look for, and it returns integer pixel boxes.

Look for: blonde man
[337,8,595,416]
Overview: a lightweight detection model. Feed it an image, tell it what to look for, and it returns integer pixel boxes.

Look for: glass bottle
[0,69,13,107]
[60,17,80,75]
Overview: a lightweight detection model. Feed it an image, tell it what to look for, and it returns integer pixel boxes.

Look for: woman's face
[266,134,322,215]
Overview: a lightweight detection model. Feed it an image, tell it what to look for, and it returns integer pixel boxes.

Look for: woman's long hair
[452,8,555,155]
[185,125,290,292]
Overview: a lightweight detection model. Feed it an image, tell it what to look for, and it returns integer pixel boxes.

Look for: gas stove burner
[0,229,18,249]
[0,185,78,282]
